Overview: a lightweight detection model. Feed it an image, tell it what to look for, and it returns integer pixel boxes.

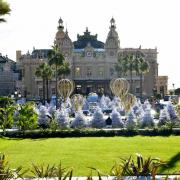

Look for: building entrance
[86,85,93,95]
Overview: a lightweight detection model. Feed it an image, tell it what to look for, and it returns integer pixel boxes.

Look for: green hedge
[1,128,180,138]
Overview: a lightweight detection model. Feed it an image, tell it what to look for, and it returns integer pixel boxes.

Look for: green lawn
[0,136,180,176]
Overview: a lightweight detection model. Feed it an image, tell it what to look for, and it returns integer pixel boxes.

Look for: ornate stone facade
[16,18,158,100]
[0,53,18,96]
[155,76,168,97]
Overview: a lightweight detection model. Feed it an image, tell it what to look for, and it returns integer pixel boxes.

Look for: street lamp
[11,90,22,101]
[172,83,175,95]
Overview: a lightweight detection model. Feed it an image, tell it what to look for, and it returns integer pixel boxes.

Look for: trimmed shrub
[91,107,105,128]
[111,109,124,128]
[70,111,87,128]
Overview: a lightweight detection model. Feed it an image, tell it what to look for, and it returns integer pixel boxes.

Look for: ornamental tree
[0,104,15,134]
[71,111,87,128]
[91,107,105,128]
[111,109,124,128]
[15,102,38,131]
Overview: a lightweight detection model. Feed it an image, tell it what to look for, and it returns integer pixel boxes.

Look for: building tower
[54,18,73,58]
[105,18,120,58]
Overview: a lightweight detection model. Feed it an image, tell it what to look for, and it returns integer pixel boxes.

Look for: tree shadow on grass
[160,152,180,173]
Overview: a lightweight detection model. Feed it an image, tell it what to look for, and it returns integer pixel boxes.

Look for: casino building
[0,53,18,96]
[16,18,158,100]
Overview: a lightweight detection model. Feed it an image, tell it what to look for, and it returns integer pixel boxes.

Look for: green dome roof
[73,28,104,49]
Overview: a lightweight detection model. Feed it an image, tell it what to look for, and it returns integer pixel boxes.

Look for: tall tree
[0,0,11,23]
[115,53,136,92]
[35,63,52,105]
[57,60,71,78]
[0,104,15,134]
[135,54,149,98]
[126,54,136,93]
[48,45,71,108]
[115,54,128,77]
[45,65,53,102]
[15,102,38,131]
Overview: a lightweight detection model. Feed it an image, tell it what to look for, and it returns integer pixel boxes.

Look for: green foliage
[49,118,59,131]
[119,153,165,177]
[48,45,71,77]
[175,88,180,95]
[31,162,73,180]
[154,112,160,119]
[15,102,38,131]
[0,104,15,133]
[115,52,149,95]
[0,152,27,180]
[88,167,106,180]
[115,54,128,77]
[1,128,180,138]
[155,93,162,100]
[110,162,124,178]
[57,60,71,78]
[48,45,70,108]
[35,62,53,104]
[56,162,71,180]
[48,45,65,67]
[0,97,13,108]
[0,0,11,23]
[31,163,56,178]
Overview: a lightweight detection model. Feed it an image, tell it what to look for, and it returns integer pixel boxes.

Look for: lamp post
[172,83,175,95]
[11,90,22,101]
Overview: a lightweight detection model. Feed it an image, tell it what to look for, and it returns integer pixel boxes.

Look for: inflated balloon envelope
[110,78,135,113]
[58,79,74,101]
[71,94,84,111]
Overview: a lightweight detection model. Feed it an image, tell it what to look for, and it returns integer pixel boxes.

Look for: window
[75,67,80,76]
[110,68,114,76]
[87,67,92,77]
[76,85,82,93]
[22,69,25,77]
[38,88,43,97]
[51,88,55,95]
[99,67,103,76]
[136,87,140,93]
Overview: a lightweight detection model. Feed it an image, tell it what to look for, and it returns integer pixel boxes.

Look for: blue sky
[0,0,180,89]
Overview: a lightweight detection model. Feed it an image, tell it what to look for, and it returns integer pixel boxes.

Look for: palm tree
[115,54,128,77]
[0,0,11,23]
[45,65,53,103]
[115,53,135,92]
[48,45,68,108]
[137,56,149,98]
[126,54,136,93]
[35,63,52,105]
[57,60,71,79]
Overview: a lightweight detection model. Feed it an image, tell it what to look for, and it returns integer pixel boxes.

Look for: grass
[0,136,180,176]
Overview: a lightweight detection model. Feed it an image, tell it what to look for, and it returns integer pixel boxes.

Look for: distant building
[16,18,160,100]
[0,53,18,96]
[155,76,168,96]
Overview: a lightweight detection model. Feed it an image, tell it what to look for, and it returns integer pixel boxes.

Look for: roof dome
[56,31,65,39]
[73,28,104,49]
